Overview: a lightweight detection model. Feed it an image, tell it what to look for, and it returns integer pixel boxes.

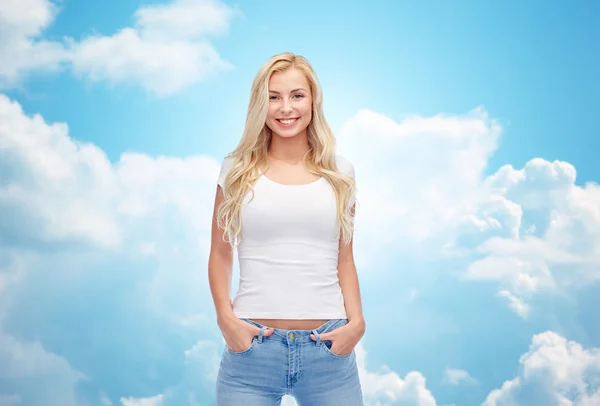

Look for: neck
[268,131,310,162]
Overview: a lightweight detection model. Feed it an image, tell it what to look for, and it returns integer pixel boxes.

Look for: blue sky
[1,1,599,406]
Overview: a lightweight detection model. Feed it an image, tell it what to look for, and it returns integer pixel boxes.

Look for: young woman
[209,52,365,405]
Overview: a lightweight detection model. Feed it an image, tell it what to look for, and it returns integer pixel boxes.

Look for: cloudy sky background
[1,0,599,405]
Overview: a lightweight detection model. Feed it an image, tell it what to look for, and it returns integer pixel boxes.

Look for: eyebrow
[269,88,307,94]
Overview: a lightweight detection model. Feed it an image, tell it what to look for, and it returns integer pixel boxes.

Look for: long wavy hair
[217,52,356,247]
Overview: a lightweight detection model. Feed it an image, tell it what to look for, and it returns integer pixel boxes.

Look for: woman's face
[266,67,313,140]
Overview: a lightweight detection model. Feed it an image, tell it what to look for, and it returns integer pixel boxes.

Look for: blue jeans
[216,318,364,405]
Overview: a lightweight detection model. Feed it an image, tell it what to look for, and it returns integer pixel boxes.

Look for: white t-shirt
[216,155,355,320]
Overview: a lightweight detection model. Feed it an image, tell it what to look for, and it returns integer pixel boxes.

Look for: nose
[280,99,292,113]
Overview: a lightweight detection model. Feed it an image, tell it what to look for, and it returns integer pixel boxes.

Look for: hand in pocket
[310,321,364,356]
[220,317,274,352]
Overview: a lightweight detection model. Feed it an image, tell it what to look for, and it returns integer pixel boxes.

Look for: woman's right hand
[218,315,274,352]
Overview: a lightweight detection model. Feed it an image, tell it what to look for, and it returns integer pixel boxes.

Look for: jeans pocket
[226,337,258,355]
[317,319,352,358]
[321,340,353,358]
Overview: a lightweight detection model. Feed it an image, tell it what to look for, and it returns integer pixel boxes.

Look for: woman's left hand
[310,319,366,356]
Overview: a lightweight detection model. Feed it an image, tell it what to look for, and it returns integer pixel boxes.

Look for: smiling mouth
[276,118,299,125]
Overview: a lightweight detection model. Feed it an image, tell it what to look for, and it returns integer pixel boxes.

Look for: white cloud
[356,344,437,406]
[68,0,238,95]
[133,0,235,40]
[338,106,502,266]
[483,331,600,406]
[497,289,530,318]
[443,368,477,386]
[0,93,219,251]
[183,339,222,382]
[69,31,230,97]
[0,93,121,248]
[462,160,600,317]
[0,0,237,95]
[120,394,165,406]
[0,330,85,406]
[0,257,82,406]
[100,393,113,406]
[0,0,69,87]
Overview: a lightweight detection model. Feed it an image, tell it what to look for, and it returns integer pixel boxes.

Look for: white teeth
[278,118,297,125]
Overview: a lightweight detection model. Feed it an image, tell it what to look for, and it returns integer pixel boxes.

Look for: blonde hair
[217,52,357,247]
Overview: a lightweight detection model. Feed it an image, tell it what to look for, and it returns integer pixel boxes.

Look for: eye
[269,95,278,100]
[293,94,305,99]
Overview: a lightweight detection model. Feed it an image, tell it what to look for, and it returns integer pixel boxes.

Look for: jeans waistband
[242,318,347,343]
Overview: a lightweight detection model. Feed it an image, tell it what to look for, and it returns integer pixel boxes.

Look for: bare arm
[337,204,366,332]
[208,185,235,324]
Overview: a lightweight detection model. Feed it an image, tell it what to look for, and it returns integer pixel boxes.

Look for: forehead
[268,68,310,91]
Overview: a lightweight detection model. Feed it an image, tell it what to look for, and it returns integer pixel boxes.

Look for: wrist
[217,311,237,328]
[348,317,366,333]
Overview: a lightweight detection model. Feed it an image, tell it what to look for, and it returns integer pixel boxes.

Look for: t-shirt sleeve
[217,156,235,188]
[336,155,355,179]
[337,155,357,208]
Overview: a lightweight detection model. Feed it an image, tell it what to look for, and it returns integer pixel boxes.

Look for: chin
[276,131,304,138]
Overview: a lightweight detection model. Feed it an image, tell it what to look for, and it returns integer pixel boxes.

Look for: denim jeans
[216,318,364,405]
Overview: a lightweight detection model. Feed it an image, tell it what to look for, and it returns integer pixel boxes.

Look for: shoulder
[335,154,355,178]
[221,155,236,170]
[217,155,236,187]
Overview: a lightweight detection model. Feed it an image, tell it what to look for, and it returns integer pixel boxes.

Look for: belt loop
[311,329,321,345]
[257,326,267,343]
